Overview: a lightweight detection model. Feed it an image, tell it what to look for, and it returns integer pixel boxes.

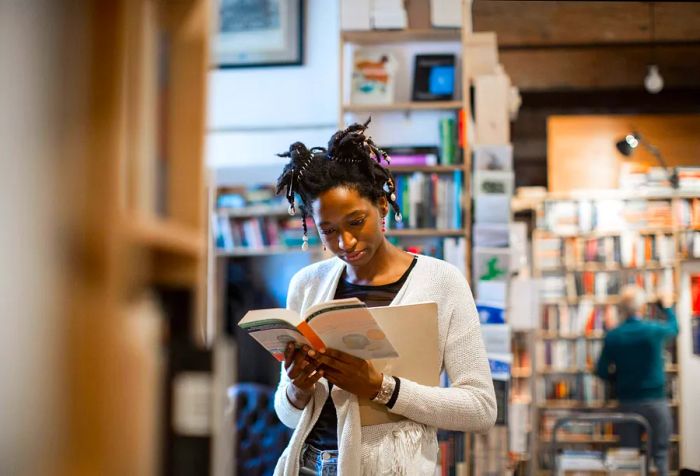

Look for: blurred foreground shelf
[122,215,205,257]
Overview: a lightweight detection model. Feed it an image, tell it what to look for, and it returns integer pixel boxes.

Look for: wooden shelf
[541,295,676,306]
[122,216,204,257]
[538,367,592,375]
[538,400,614,409]
[535,227,678,239]
[388,165,465,173]
[217,245,324,258]
[541,296,622,305]
[217,205,290,218]
[540,434,680,444]
[343,100,463,113]
[342,28,461,44]
[540,189,700,202]
[538,262,673,273]
[540,434,619,444]
[539,365,678,374]
[386,229,465,237]
[539,400,679,409]
[540,332,605,340]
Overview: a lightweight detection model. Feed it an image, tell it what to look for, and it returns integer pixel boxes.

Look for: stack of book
[386,171,463,230]
[558,450,606,471]
[371,0,407,29]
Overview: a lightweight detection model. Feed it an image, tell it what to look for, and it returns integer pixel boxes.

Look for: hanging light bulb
[644,65,664,94]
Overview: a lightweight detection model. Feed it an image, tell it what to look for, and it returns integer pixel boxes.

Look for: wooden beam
[473,1,700,48]
[500,44,700,91]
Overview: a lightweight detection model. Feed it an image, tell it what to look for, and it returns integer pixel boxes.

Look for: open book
[238,297,399,361]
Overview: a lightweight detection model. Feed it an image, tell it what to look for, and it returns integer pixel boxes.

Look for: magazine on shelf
[351,50,397,105]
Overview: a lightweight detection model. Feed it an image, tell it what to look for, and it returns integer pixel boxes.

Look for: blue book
[453,170,462,229]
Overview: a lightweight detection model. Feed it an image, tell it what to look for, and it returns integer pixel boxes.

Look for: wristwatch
[371,373,396,405]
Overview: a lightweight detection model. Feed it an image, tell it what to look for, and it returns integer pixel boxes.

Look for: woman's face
[310,186,388,268]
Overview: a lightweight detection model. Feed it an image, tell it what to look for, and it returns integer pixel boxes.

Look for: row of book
[386,171,463,230]
[216,185,282,211]
[385,118,464,167]
[536,232,676,269]
[679,229,700,258]
[540,372,679,405]
[537,339,603,371]
[436,431,468,476]
[392,237,466,277]
[214,216,319,252]
[622,166,700,193]
[541,303,617,336]
[541,198,700,235]
[540,269,675,300]
[539,374,608,403]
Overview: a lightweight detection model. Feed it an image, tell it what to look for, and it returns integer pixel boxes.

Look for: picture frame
[213,0,304,68]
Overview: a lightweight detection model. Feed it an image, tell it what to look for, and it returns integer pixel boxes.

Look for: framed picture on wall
[213,0,304,68]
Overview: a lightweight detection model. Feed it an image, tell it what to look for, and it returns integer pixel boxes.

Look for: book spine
[439,118,456,165]
[453,170,462,229]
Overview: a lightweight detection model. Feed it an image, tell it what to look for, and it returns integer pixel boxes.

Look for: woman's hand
[309,348,383,400]
[284,343,323,409]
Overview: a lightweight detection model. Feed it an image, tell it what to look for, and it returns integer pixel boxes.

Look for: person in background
[596,284,678,476]
[272,120,496,475]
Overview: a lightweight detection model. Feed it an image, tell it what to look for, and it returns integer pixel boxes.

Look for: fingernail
[308,350,316,357]
[319,348,326,354]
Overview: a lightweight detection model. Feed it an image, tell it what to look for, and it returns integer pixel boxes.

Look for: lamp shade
[615,134,639,157]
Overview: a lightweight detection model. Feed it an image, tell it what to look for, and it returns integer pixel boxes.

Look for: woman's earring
[382,216,386,233]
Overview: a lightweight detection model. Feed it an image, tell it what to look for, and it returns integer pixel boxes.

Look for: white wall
[207,0,466,172]
[207,0,340,169]
[679,262,700,471]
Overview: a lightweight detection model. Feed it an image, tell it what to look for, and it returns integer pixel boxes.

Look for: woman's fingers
[288,356,314,380]
[283,342,295,369]
[322,348,358,364]
[295,368,324,389]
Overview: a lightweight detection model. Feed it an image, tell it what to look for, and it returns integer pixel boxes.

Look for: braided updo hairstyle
[275,118,402,250]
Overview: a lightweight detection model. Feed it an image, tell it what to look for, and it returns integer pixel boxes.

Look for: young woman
[272,120,496,476]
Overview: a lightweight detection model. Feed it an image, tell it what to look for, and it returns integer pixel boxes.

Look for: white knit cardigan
[273,254,496,476]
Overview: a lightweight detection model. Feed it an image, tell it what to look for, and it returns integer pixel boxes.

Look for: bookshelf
[65,0,210,474]
[338,5,505,475]
[338,23,475,282]
[531,191,700,475]
[342,100,463,113]
[341,28,461,44]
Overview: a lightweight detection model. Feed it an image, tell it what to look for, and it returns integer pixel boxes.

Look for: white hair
[620,285,647,318]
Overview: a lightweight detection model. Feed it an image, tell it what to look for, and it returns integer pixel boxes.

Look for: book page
[358,301,440,426]
[238,308,309,362]
[304,298,399,360]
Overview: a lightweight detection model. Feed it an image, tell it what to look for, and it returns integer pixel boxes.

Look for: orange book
[238,297,399,362]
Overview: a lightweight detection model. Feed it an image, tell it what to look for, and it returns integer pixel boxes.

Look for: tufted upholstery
[230,383,293,476]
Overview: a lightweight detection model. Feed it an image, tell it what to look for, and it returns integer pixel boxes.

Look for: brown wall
[547,114,700,192]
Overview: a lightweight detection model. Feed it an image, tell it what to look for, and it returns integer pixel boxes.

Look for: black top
[304,256,418,450]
